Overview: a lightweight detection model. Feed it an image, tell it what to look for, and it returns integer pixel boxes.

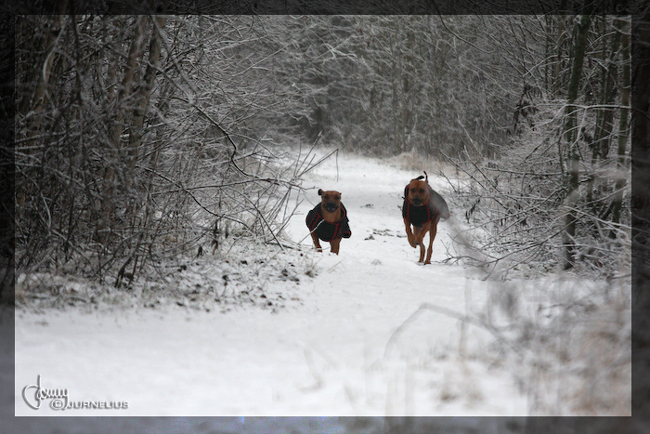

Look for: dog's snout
[324,202,339,212]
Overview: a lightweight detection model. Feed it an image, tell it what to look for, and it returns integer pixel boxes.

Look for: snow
[14,148,627,419]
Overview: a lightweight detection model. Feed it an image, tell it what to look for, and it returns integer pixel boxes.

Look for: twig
[383,302,527,360]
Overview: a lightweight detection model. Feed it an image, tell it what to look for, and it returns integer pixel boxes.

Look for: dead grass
[384,148,467,181]
[485,277,631,416]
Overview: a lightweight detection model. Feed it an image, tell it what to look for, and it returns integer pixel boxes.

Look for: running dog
[305,189,351,254]
[402,172,450,264]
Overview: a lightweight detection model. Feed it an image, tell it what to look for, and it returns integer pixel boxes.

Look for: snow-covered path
[15,149,528,416]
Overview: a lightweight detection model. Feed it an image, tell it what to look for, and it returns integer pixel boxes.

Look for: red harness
[402,185,441,227]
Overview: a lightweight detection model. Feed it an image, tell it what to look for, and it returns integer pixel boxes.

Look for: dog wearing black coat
[402,172,450,264]
[305,189,351,254]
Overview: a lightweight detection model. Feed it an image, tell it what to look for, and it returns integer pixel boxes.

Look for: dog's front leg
[329,238,341,255]
[424,219,439,264]
[418,242,426,263]
[310,233,323,252]
[404,218,417,248]
[424,234,434,264]
[414,223,430,263]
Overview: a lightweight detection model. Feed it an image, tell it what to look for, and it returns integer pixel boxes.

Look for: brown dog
[305,189,351,254]
[402,172,450,264]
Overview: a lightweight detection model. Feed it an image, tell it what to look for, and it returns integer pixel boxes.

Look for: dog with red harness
[306,189,351,255]
[402,172,450,264]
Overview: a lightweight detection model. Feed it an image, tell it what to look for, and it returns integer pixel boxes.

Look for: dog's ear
[318,189,323,196]
[424,171,429,182]
[404,185,409,197]
[415,175,425,181]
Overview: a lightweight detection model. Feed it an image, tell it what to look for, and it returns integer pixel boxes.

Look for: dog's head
[405,172,430,207]
[318,189,342,213]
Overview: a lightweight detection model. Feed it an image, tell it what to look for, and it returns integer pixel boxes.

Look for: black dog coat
[306,203,352,242]
[402,185,450,227]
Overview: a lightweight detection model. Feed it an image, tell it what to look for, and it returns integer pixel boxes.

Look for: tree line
[10,11,632,300]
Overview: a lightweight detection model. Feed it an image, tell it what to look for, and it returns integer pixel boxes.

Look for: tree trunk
[553,1,568,97]
[562,3,593,270]
[109,16,147,151]
[610,17,630,236]
[99,16,147,243]
[128,13,168,184]
[586,17,620,208]
[21,0,69,129]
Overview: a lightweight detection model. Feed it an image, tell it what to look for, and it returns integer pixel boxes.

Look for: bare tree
[14,15,315,288]
[441,11,630,277]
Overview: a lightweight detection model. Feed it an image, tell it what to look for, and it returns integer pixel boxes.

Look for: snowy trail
[15,149,528,417]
